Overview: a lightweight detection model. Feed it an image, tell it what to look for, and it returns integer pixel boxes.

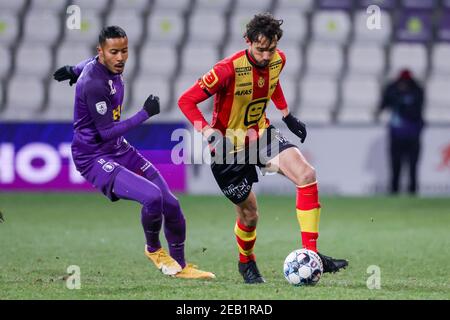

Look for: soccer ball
[283,249,323,286]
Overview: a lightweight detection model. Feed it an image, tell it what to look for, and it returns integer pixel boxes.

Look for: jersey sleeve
[197,61,233,96]
[271,80,288,110]
[178,61,233,131]
[85,80,148,141]
[73,56,96,77]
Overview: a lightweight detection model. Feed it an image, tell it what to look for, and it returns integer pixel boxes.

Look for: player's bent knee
[294,166,316,186]
[143,188,163,213]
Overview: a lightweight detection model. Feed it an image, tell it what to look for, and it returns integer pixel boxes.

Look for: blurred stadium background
[0,0,449,196]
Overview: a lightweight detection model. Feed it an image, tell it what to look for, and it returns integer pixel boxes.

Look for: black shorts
[211,125,297,204]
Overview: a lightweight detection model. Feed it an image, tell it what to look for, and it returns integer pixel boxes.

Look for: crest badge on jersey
[95,101,108,115]
[202,69,219,88]
[258,76,265,88]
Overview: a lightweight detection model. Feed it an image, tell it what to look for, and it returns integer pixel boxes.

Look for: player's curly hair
[244,13,283,44]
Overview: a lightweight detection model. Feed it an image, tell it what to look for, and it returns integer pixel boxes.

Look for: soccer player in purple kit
[53,26,215,279]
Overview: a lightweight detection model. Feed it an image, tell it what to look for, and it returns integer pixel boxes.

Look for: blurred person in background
[375,69,425,195]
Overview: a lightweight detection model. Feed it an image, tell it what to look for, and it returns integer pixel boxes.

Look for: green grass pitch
[0,193,449,300]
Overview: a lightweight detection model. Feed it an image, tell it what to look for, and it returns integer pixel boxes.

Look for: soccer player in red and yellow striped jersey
[178,13,348,283]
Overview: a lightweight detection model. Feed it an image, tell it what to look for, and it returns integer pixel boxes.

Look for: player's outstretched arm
[282,113,307,143]
[53,56,96,86]
[53,65,78,86]
[95,94,160,141]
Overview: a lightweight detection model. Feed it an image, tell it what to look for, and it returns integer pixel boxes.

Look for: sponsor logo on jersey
[235,89,252,96]
[95,101,107,115]
[244,98,268,126]
[269,59,282,68]
[112,105,122,121]
[202,69,219,88]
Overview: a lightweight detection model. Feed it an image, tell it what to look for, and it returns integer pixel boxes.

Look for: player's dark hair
[99,25,127,45]
[245,13,283,44]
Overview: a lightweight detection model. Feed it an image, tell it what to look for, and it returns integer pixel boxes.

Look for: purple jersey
[71,57,149,173]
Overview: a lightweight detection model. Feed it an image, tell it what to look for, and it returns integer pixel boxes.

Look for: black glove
[53,65,78,86]
[207,131,235,161]
[142,94,160,117]
[282,113,307,143]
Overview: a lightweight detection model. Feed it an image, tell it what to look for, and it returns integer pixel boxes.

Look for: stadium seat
[357,0,397,10]
[111,0,150,11]
[131,75,171,116]
[70,0,110,12]
[181,45,220,75]
[437,11,450,42]
[389,43,427,80]
[229,13,256,43]
[0,46,11,79]
[401,0,436,10]
[194,0,233,11]
[338,76,381,124]
[152,0,191,12]
[277,45,302,77]
[297,75,337,124]
[139,44,177,77]
[29,0,68,11]
[4,76,45,120]
[234,0,273,11]
[0,0,26,14]
[353,10,392,45]
[312,10,351,45]
[188,10,226,46]
[318,0,353,10]
[22,10,60,45]
[223,40,247,58]
[305,43,343,79]
[395,10,433,43]
[424,76,450,123]
[270,11,307,45]
[15,44,52,78]
[56,43,93,67]
[46,81,77,121]
[430,43,450,77]
[106,10,144,45]
[274,0,314,12]
[347,44,385,78]
[147,11,184,46]
[0,13,19,47]
[63,13,102,45]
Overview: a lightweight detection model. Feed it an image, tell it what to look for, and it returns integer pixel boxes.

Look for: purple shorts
[81,146,158,201]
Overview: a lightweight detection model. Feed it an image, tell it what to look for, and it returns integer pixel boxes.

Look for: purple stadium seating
[357,0,397,10]
[401,0,436,10]
[396,10,433,43]
[318,0,354,10]
[437,12,450,42]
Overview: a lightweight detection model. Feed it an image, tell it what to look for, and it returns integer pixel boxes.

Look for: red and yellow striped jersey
[178,48,288,148]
